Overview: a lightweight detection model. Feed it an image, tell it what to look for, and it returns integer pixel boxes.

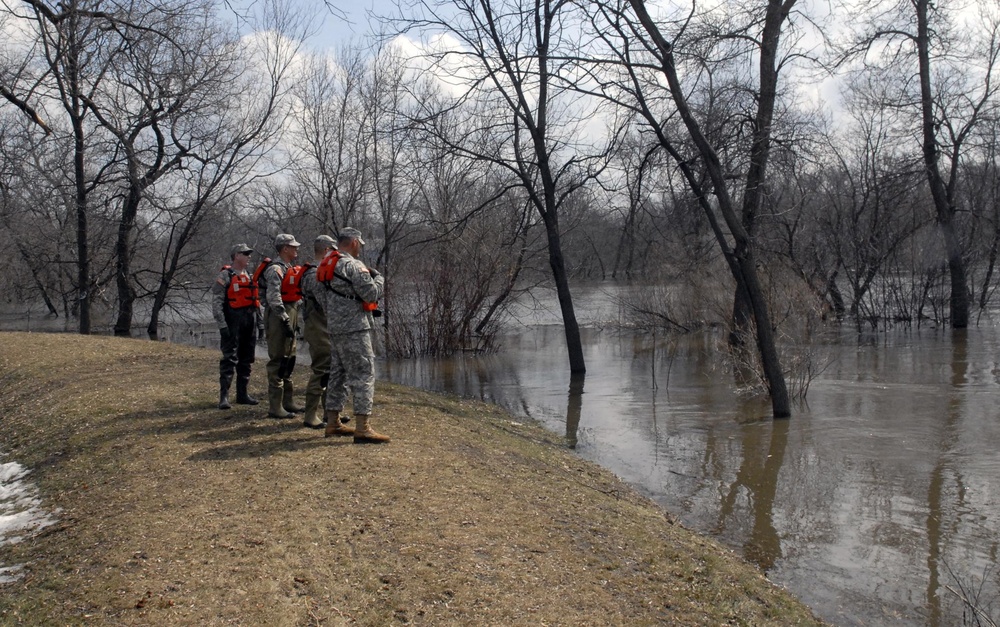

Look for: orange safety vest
[251,257,272,287]
[221,266,259,309]
[316,250,378,312]
[280,264,311,303]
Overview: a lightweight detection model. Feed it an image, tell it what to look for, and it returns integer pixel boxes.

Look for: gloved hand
[281,317,295,338]
[368,266,380,278]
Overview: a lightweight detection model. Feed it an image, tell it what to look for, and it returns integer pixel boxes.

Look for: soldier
[211,243,262,410]
[299,234,343,430]
[319,227,388,443]
[260,233,306,418]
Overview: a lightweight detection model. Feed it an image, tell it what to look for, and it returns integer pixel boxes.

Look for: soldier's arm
[264,265,287,318]
[301,271,325,318]
[348,261,384,303]
[211,271,228,329]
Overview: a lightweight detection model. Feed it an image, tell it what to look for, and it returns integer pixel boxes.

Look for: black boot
[236,377,259,405]
[219,375,233,410]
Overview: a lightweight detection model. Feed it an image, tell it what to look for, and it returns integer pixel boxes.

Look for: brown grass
[0,332,824,626]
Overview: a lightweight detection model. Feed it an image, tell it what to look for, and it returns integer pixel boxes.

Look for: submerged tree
[577,0,805,416]
[396,0,624,373]
[842,0,1000,329]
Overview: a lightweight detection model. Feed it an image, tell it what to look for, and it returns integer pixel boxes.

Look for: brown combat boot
[353,414,390,444]
[324,410,354,437]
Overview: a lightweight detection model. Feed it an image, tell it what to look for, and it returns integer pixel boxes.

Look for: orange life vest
[280,264,311,303]
[315,249,342,283]
[221,266,258,309]
[316,250,378,312]
[251,257,272,287]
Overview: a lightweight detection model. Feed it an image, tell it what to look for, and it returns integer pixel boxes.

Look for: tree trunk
[916,0,969,329]
[627,0,790,416]
[942,223,970,328]
[543,214,586,373]
[72,106,90,334]
[113,185,141,336]
[731,0,787,344]
[147,275,172,340]
[738,253,790,417]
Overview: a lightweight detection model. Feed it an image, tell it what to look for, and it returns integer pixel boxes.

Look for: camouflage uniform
[321,250,384,416]
[300,263,345,425]
[261,258,300,407]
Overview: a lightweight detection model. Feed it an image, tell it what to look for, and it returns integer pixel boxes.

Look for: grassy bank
[0,332,823,626]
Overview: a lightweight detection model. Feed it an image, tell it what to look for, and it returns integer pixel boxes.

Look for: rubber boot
[353,414,390,444]
[235,377,259,405]
[267,385,293,418]
[324,410,354,437]
[301,391,324,429]
[282,379,305,413]
[218,376,232,410]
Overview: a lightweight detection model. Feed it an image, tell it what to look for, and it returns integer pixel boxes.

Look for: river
[380,286,1000,626]
[2,284,999,625]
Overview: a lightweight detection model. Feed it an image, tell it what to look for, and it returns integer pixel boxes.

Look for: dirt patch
[0,332,824,625]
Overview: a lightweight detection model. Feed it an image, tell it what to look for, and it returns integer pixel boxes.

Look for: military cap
[315,234,336,247]
[273,233,301,249]
[338,227,366,246]
[230,243,253,257]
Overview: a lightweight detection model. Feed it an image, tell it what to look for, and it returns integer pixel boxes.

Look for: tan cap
[315,234,335,247]
[230,243,253,257]
[273,233,301,249]
[338,227,366,246]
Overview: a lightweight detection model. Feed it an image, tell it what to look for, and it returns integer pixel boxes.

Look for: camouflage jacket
[261,258,293,319]
[300,265,325,326]
[320,251,384,335]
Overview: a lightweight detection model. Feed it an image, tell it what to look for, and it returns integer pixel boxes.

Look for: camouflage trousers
[324,330,375,415]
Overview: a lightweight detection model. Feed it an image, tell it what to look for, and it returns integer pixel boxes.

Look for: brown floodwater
[381,321,1000,627]
[4,288,999,625]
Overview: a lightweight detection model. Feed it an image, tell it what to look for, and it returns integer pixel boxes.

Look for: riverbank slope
[0,332,823,626]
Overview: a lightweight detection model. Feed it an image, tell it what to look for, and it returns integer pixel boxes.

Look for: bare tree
[774,73,931,329]
[395,0,624,373]
[6,0,136,333]
[140,0,309,337]
[578,0,803,415]
[289,44,371,235]
[842,0,1000,328]
[144,23,301,337]
[81,0,212,336]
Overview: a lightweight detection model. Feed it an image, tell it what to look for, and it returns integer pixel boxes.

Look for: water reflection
[715,418,789,573]
[383,324,1000,627]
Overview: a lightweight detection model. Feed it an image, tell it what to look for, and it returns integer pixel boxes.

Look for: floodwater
[3,287,1000,624]
[380,289,1000,627]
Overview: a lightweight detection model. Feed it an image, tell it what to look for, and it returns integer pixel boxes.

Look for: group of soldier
[210,228,389,444]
